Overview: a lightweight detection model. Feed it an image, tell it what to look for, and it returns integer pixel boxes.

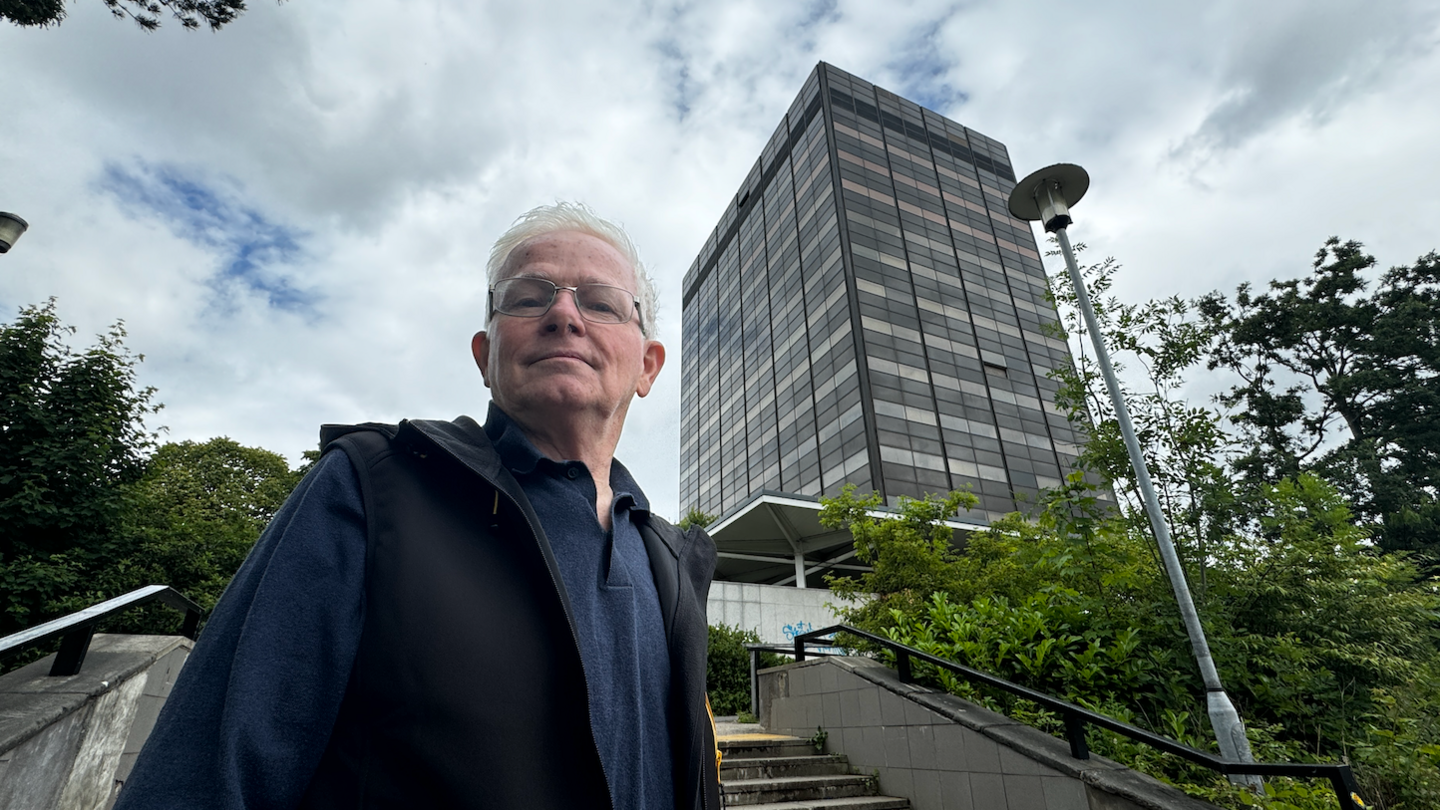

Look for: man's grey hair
[486,202,658,339]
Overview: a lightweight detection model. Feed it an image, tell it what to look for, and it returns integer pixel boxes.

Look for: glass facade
[681,63,1083,523]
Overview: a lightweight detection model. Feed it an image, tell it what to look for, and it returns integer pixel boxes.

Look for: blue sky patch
[887,17,969,113]
[654,35,693,120]
[796,0,839,32]
[100,162,315,313]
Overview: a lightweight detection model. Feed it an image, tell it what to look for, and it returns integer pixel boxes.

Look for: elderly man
[115,203,721,810]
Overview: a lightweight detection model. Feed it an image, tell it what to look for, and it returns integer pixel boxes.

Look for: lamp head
[0,213,28,254]
[1007,164,1089,233]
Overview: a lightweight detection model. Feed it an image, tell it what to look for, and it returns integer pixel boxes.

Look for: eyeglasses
[489,277,641,327]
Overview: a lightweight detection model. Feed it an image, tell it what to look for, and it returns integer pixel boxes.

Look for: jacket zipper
[687,535,715,810]
[495,485,615,810]
[701,708,713,810]
[701,748,710,810]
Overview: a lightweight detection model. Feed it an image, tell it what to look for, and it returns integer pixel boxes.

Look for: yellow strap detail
[493,491,499,515]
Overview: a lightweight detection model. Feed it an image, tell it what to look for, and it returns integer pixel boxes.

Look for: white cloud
[1,0,1436,519]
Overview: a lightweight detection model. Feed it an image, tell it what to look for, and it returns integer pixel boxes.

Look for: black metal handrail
[786,624,1366,810]
[0,585,201,677]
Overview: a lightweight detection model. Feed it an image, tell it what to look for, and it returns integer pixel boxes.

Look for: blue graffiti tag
[782,620,815,641]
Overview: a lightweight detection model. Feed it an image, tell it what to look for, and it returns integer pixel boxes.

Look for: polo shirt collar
[482,403,651,516]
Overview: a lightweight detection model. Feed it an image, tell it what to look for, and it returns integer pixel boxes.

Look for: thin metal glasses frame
[488,277,642,328]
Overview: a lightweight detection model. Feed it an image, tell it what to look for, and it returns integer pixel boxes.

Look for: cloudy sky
[1,0,1436,518]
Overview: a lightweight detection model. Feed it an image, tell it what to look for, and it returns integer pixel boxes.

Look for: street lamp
[1008,164,1260,785]
[0,212,28,254]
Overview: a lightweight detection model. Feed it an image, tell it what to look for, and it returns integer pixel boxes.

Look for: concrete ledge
[1,635,186,751]
[0,634,191,810]
[759,656,1221,810]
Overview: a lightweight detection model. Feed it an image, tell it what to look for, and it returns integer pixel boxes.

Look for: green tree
[63,438,306,634]
[818,484,977,634]
[2,0,248,31]
[1198,238,1440,563]
[1201,476,1440,765]
[706,623,785,716]
[1041,241,1440,805]
[0,300,158,636]
[677,507,716,530]
[1,302,310,647]
[1046,246,1240,592]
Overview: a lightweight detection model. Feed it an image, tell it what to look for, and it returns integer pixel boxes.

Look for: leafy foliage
[1199,238,1440,565]
[1,302,308,663]
[62,438,305,634]
[0,300,158,636]
[1047,247,1237,589]
[1204,477,1440,756]
[0,0,63,26]
[829,477,1439,808]
[819,484,977,632]
[887,592,1162,712]
[2,0,249,31]
[678,507,717,530]
[706,623,786,716]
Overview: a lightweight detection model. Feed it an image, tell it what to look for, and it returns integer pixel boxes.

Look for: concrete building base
[707,580,852,645]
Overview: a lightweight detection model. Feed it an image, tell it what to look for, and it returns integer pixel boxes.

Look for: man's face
[472,231,665,430]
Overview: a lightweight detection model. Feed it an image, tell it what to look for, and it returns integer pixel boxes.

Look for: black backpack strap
[319,422,399,452]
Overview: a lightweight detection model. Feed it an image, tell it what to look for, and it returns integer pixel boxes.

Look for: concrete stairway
[719,735,910,809]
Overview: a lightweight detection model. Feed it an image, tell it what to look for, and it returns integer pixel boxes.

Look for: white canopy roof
[705,490,987,588]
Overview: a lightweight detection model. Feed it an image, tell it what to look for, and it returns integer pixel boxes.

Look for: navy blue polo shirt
[485,407,674,810]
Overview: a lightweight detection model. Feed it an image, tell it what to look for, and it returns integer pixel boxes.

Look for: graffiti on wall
[781,620,815,641]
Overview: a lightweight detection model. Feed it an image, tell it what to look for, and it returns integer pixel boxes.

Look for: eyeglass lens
[492,277,636,325]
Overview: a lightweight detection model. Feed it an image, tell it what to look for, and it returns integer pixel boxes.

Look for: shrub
[821,477,1440,809]
[707,623,786,716]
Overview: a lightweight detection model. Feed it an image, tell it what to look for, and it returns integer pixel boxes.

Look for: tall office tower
[680,62,1082,524]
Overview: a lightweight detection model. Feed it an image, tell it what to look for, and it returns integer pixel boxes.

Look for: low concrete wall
[758,657,1221,810]
[0,634,190,810]
[707,581,857,644]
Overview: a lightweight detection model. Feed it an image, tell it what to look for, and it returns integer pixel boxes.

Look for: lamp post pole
[1007,165,1259,785]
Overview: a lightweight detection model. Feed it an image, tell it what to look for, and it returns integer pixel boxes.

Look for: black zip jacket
[302,416,721,810]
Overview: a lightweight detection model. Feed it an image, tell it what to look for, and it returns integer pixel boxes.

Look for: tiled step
[718,734,910,810]
[732,798,910,810]
[722,774,878,806]
[721,754,850,780]
[721,737,822,759]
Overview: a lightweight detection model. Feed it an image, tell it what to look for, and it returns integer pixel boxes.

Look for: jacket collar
[395,415,513,494]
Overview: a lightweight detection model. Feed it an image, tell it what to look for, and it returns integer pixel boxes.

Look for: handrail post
[749,647,760,717]
[1063,711,1090,760]
[794,637,806,662]
[181,607,201,640]
[1330,764,1364,810]
[897,650,912,683]
[49,625,95,677]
